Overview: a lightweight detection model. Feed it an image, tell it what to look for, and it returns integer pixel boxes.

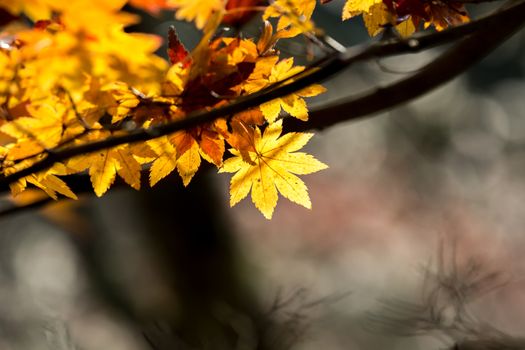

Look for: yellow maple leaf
[343,0,416,37]
[263,0,317,38]
[362,3,416,37]
[243,56,280,94]
[219,120,327,219]
[5,161,78,200]
[362,3,391,36]
[148,136,177,186]
[245,57,326,123]
[112,146,143,190]
[168,131,203,186]
[1,103,63,147]
[5,0,166,105]
[167,0,226,30]
[0,102,68,160]
[103,82,142,123]
[148,131,219,188]
[70,150,118,197]
[342,0,382,20]
[177,140,201,186]
[395,18,416,37]
[163,64,188,96]
[68,140,143,196]
[27,173,77,200]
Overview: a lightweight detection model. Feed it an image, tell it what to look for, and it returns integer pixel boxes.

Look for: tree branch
[287,0,525,131]
[0,0,523,191]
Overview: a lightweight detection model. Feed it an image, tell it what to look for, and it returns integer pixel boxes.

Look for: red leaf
[384,0,428,21]
[167,25,192,68]
[222,0,266,27]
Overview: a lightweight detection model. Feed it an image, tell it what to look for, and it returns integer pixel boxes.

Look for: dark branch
[287,0,525,131]
[0,0,523,191]
[0,196,54,218]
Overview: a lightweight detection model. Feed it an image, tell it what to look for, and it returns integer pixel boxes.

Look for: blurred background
[0,2,524,349]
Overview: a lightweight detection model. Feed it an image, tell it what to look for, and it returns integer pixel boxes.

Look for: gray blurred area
[0,3,524,350]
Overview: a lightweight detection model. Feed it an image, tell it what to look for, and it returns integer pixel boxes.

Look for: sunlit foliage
[0,0,471,218]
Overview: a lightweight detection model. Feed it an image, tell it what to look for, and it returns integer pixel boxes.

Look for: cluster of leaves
[335,0,469,36]
[0,0,470,218]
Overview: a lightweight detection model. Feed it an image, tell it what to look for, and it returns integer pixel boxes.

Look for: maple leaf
[75,76,115,127]
[68,136,143,196]
[340,0,418,36]
[3,159,77,200]
[167,0,226,30]
[382,0,468,31]
[163,64,189,97]
[146,132,211,188]
[263,0,317,38]
[223,108,264,163]
[363,3,416,37]
[223,0,266,27]
[27,174,77,200]
[26,163,78,200]
[148,136,178,186]
[342,0,382,20]
[424,2,469,31]
[0,102,66,160]
[104,82,142,123]
[394,18,416,37]
[57,1,138,39]
[167,128,224,186]
[1,103,63,146]
[168,131,201,186]
[167,25,192,68]
[220,120,327,219]
[175,138,201,186]
[0,152,77,200]
[0,0,330,213]
[383,0,427,21]
[256,20,279,55]
[198,129,225,167]
[245,57,326,123]
[0,1,167,130]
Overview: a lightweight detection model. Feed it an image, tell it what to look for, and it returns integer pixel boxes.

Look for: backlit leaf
[168,0,226,29]
[220,120,327,219]
[342,0,382,20]
[148,136,178,186]
[177,140,201,186]
[167,25,192,68]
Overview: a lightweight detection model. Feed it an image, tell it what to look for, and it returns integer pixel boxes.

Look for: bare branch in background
[364,238,524,350]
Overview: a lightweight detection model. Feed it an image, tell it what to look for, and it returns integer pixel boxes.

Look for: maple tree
[0,0,523,219]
